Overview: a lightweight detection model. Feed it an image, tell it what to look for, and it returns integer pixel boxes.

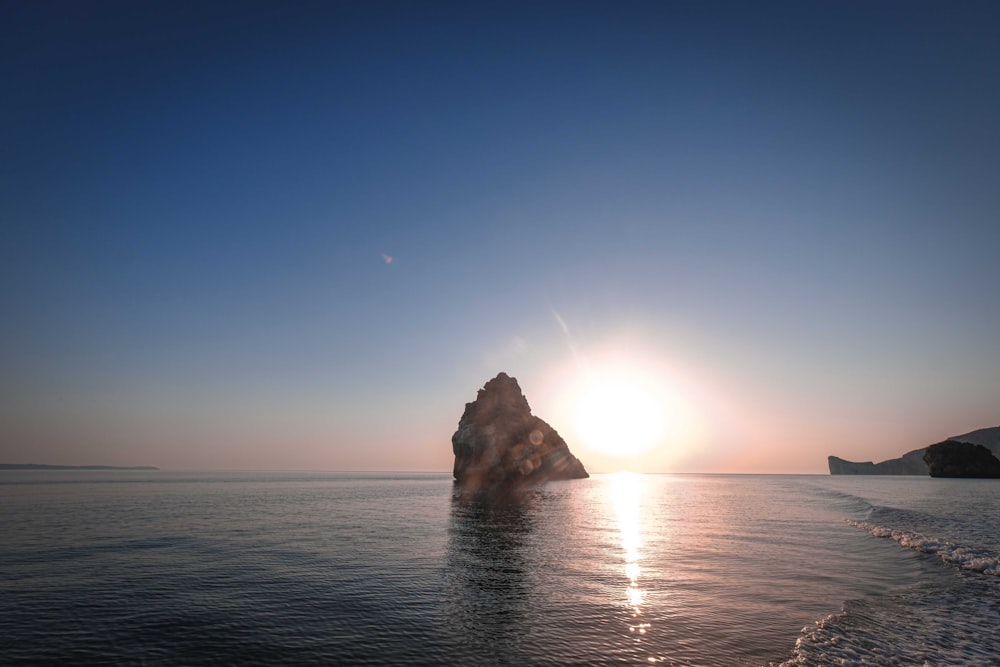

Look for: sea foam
[848,520,1000,576]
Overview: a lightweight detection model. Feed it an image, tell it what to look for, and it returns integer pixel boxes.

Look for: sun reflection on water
[611,473,644,612]
[607,473,654,648]
[610,473,667,663]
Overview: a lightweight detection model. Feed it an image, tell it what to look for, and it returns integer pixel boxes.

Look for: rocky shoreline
[829,426,1000,477]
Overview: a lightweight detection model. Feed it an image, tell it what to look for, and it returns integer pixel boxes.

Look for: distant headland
[829,426,1000,477]
[0,464,159,471]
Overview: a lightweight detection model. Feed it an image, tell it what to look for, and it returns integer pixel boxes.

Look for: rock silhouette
[452,372,588,489]
[827,449,928,475]
[923,440,1000,478]
[829,426,1000,475]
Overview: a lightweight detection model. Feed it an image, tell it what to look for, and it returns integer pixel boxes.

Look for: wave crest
[848,520,1000,576]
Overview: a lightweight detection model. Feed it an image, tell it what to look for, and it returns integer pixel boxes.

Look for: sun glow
[537,325,710,472]
[573,370,667,457]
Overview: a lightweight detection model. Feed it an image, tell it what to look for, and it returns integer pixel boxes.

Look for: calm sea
[1,471,998,666]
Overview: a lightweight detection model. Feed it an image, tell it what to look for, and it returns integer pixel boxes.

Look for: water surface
[1,471,996,665]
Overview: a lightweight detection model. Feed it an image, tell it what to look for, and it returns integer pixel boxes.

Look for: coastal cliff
[827,448,928,475]
[452,372,588,489]
[829,426,1000,475]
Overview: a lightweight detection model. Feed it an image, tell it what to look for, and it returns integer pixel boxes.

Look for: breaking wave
[773,480,1000,666]
[848,519,1000,576]
[776,585,1000,667]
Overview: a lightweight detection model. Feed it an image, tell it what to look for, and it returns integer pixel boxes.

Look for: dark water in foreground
[1,472,998,665]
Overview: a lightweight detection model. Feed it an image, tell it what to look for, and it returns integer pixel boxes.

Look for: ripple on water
[1,472,997,666]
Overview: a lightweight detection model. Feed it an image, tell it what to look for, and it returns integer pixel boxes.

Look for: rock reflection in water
[444,485,537,663]
[444,477,672,665]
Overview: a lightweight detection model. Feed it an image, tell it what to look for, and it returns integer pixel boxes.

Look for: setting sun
[573,372,667,457]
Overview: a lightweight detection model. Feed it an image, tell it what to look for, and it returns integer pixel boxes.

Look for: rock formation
[452,372,588,489]
[829,426,1000,475]
[923,440,1000,478]
[828,448,929,475]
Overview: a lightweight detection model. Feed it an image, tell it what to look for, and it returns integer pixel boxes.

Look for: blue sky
[2,1,998,472]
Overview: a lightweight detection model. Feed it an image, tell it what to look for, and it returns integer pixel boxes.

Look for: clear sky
[2,1,998,473]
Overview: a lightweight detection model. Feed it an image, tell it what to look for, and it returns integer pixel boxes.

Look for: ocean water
[1,472,997,666]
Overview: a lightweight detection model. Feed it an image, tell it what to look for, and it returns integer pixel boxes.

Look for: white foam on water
[848,520,1000,576]
[775,600,1000,667]
[773,504,1000,666]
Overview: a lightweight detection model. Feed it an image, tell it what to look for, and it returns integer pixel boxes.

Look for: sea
[1,471,998,666]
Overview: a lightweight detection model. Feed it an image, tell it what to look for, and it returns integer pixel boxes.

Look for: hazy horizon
[4,419,998,475]
[3,1,998,474]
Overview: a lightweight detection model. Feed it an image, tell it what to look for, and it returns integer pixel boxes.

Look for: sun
[573,372,667,457]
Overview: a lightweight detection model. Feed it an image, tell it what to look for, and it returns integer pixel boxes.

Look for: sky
[2,1,998,473]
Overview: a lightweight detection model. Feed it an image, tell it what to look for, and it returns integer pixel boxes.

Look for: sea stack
[452,372,588,489]
[923,440,1000,478]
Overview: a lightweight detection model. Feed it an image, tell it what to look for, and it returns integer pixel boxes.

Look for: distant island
[0,464,159,470]
[829,426,1000,477]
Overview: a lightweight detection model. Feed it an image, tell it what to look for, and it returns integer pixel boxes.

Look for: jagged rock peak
[452,372,588,489]
[461,372,532,423]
